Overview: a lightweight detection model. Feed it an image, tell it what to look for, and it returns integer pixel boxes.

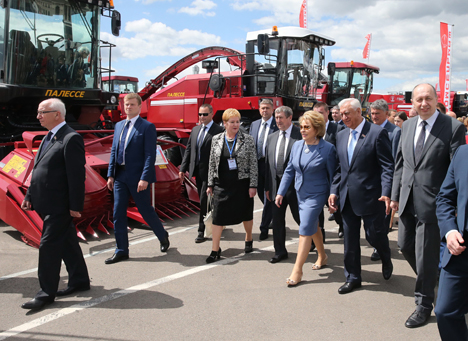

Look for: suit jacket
[25,124,86,215]
[108,116,157,184]
[331,120,394,216]
[264,125,302,198]
[207,131,258,188]
[324,121,343,146]
[436,145,468,267]
[249,118,278,155]
[392,112,465,223]
[180,123,224,181]
[382,120,401,160]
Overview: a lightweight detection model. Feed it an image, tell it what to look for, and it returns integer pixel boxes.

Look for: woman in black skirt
[206,109,258,263]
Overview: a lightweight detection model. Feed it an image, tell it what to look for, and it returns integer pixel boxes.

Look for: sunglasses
[300,125,311,130]
[198,113,209,117]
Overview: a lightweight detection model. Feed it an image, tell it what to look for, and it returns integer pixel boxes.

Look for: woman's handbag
[203,194,213,238]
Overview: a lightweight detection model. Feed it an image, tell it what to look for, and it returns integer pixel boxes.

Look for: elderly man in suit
[264,106,301,263]
[106,93,170,264]
[435,145,468,341]
[249,99,278,240]
[329,98,394,295]
[314,102,344,241]
[179,104,223,243]
[391,83,465,328]
[21,98,89,310]
[369,99,401,261]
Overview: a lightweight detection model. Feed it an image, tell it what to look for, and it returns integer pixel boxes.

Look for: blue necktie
[117,121,130,165]
[39,131,53,158]
[347,130,358,165]
[197,125,206,161]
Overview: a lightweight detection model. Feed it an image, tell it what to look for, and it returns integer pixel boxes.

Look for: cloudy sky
[102,0,468,94]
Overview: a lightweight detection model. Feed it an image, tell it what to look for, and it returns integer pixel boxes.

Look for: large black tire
[158,134,182,167]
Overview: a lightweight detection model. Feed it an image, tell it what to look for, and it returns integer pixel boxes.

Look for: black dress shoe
[56,284,91,297]
[245,240,253,253]
[338,282,362,294]
[405,309,431,328]
[328,213,335,221]
[338,225,344,238]
[382,260,393,280]
[105,252,129,264]
[206,248,221,263]
[21,298,53,310]
[269,254,288,263]
[370,249,381,261]
[160,236,170,252]
[259,231,268,241]
[195,232,206,243]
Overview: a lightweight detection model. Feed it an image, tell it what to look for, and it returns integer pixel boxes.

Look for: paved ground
[0,198,446,340]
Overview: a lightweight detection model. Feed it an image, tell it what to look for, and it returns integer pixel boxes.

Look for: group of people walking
[21,87,468,340]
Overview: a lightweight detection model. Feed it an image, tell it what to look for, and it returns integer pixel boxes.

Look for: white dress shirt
[257,116,274,157]
[347,117,366,148]
[275,124,294,168]
[120,115,140,165]
[414,110,439,150]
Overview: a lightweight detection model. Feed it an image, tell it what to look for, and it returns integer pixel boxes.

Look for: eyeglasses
[300,125,311,130]
[198,113,209,116]
[37,110,57,116]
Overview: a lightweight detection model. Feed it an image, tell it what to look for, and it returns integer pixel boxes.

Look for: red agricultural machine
[0,0,199,247]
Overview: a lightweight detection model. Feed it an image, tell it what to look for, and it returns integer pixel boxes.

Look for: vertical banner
[435,83,439,91]
[299,0,307,28]
[439,22,453,110]
[363,34,372,60]
[466,79,468,91]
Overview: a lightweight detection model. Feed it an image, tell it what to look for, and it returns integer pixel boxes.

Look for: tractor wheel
[158,134,182,167]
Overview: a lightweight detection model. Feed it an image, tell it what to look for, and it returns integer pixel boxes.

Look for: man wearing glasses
[179,104,223,243]
[21,98,90,310]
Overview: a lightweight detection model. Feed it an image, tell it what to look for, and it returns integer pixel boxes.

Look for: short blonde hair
[124,93,142,105]
[300,111,326,139]
[222,108,241,122]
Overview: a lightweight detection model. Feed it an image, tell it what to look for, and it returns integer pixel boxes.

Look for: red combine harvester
[102,75,139,94]
[0,0,199,247]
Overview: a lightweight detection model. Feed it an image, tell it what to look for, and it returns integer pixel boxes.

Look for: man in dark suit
[390,83,466,328]
[435,145,468,341]
[106,93,170,264]
[179,104,223,243]
[264,106,301,263]
[369,99,401,261]
[249,98,278,240]
[21,98,89,310]
[331,105,345,126]
[314,102,344,240]
[329,98,394,295]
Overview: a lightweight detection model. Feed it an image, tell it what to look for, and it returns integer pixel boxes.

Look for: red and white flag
[299,0,307,28]
[466,79,468,91]
[435,83,439,91]
[363,34,371,59]
[439,22,453,110]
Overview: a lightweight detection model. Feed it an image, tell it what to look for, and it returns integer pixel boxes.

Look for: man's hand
[249,188,257,198]
[275,195,283,208]
[378,196,391,215]
[206,187,213,196]
[137,180,149,193]
[178,172,184,184]
[70,210,81,218]
[266,191,270,201]
[21,200,31,211]
[107,177,114,191]
[328,194,338,212]
[390,200,399,212]
[447,231,466,256]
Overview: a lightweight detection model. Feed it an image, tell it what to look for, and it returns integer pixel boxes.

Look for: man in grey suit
[179,104,224,243]
[391,83,466,328]
[264,106,301,263]
[369,99,401,261]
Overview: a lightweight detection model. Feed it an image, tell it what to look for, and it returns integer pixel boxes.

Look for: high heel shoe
[206,248,222,263]
[286,274,303,287]
[312,255,328,270]
[244,240,253,253]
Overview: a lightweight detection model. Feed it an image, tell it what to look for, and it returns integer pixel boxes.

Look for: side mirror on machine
[111,11,121,37]
[257,34,270,55]
[328,62,336,77]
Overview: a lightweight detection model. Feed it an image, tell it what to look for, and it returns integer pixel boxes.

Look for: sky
[100,0,468,94]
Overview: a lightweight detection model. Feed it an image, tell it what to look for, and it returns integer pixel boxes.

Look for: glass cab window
[103,80,138,93]
[252,39,278,95]
[329,67,373,106]
[4,0,100,89]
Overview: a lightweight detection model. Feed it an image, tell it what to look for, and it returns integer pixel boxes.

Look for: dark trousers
[36,213,89,301]
[272,180,300,256]
[257,159,273,232]
[341,197,391,283]
[435,249,468,341]
[195,171,208,234]
[319,206,342,229]
[398,195,440,311]
[113,167,168,254]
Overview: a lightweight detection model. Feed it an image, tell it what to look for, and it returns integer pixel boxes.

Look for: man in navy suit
[329,98,394,294]
[264,106,301,263]
[331,106,345,126]
[179,104,223,243]
[435,145,468,341]
[106,93,169,264]
[369,99,401,261]
[249,99,278,240]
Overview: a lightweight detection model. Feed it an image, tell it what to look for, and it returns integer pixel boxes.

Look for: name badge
[228,158,237,170]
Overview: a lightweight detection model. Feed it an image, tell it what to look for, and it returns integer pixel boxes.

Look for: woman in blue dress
[276,111,337,286]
